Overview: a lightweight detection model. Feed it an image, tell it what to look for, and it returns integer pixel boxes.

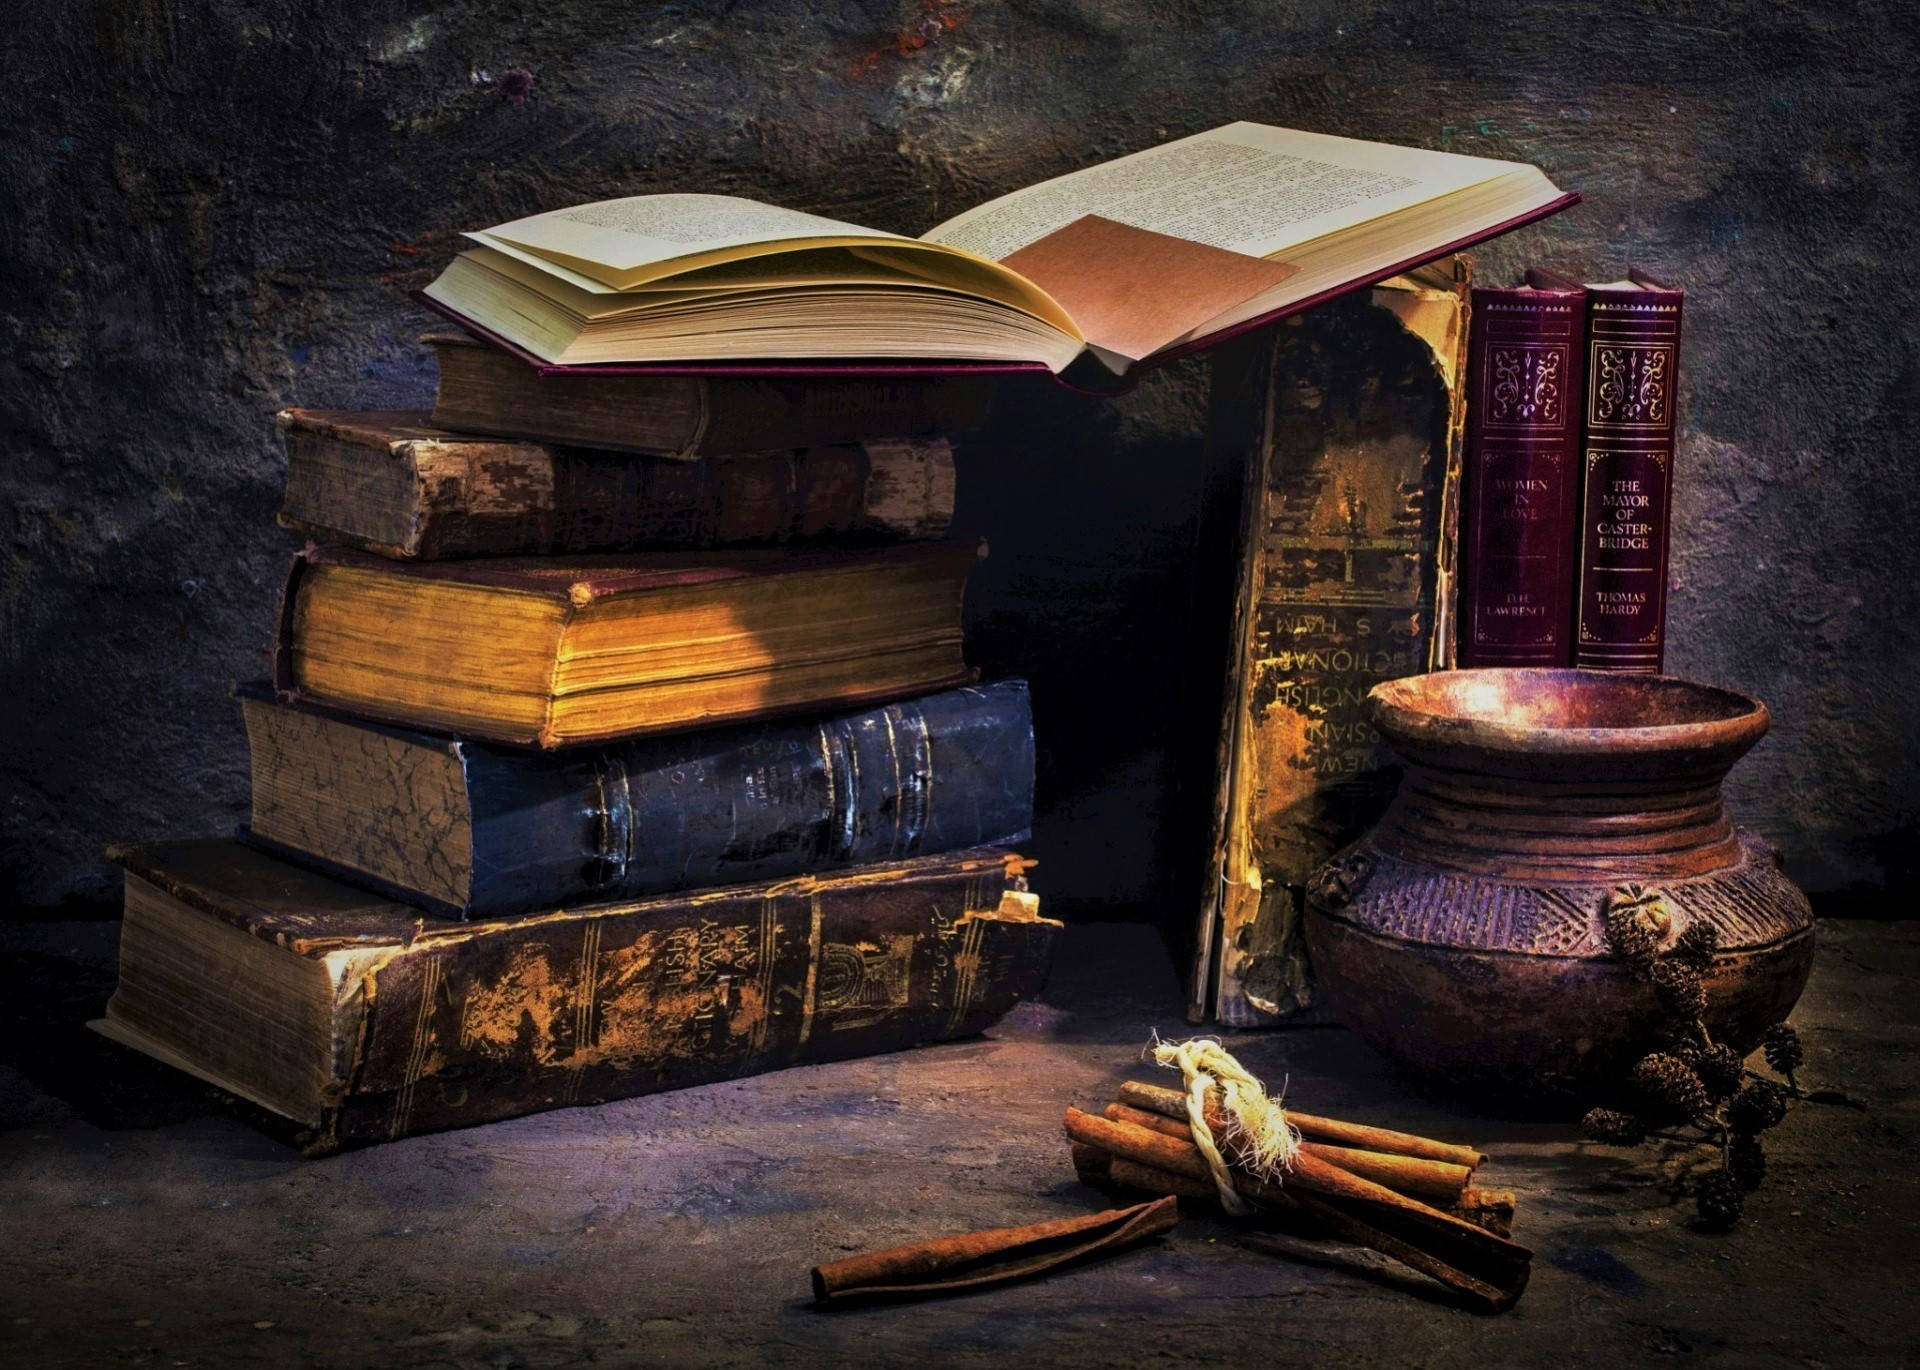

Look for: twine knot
[1149,1035,1300,1215]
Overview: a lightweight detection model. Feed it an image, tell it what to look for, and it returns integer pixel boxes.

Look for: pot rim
[1367,668,1771,762]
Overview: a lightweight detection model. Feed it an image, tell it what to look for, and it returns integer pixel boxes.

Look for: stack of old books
[95,330,1060,1154]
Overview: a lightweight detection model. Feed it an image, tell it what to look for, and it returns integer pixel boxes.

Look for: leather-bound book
[427,331,993,457]
[1456,276,1586,666]
[1192,262,1470,1025]
[271,541,979,747]
[93,839,1058,1155]
[276,409,955,559]
[1561,271,1685,672]
[239,679,1034,919]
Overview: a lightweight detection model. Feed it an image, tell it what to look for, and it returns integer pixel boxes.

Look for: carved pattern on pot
[1312,833,1807,959]
[1301,669,1817,1106]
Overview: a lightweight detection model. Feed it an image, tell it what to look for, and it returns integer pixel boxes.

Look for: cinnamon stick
[1283,1190,1526,1313]
[1104,1100,1199,1140]
[811,1196,1179,1306]
[1450,1188,1517,1239]
[1115,1080,1487,1171]
[1111,1156,1216,1201]
[1063,1108,1529,1310]
[1101,1099,1470,1204]
[1070,1140,1112,1182]
[1065,1107,1217,1186]
[1296,1142,1472,1206]
[1068,1135,1524,1313]
[1281,1148,1530,1284]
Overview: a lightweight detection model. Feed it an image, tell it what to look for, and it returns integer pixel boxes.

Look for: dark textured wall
[4,1,1916,919]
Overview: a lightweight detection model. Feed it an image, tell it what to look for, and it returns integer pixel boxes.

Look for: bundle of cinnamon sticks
[1066,1081,1530,1312]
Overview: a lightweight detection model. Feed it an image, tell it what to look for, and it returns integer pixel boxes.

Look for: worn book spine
[242,679,1034,918]
[1193,262,1470,1026]
[426,332,995,458]
[104,839,1059,1155]
[268,540,982,749]
[1457,284,1586,666]
[1573,275,1684,672]
[275,409,955,559]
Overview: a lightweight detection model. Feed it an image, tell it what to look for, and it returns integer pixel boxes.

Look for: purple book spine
[1573,275,1685,673]
[1458,284,1587,667]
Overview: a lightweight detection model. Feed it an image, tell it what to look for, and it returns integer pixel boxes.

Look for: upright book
[276,409,955,559]
[1456,276,1587,666]
[420,122,1575,378]
[1193,262,1471,1024]
[271,541,978,747]
[94,840,1058,1154]
[1556,271,1685,672]
[240,679,1034,918]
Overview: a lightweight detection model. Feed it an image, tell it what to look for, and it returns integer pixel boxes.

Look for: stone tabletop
[1,917,1913,1368]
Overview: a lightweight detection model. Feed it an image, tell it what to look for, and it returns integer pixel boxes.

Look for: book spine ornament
[1573,278,1684,672]
[1457,286,1586,667]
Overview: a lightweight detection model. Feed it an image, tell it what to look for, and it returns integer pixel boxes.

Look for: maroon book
[1457,279,1587,666]
[1564,271,1685,672]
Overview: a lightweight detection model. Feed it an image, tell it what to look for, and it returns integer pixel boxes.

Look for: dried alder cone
[1580,896,1809,1231]
[1067,1079,1531,1313]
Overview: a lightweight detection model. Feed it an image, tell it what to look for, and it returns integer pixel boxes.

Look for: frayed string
[1147,1033,1300,1215]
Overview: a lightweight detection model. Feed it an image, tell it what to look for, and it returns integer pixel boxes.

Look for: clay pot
[1304,668,1814,1109]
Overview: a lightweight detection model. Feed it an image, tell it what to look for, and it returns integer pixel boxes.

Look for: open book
[421,122,1575,379]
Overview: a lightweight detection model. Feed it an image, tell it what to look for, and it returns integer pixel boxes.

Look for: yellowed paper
[484,194,903,280]
[921,122,1518,262]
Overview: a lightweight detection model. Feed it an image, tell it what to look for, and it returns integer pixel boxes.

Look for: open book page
[452,245,1078,332]
[999,215,1296,366]
[470,195,1080,335]
[849,245,1080,336]
[920,123,1523,263]
[481,193,909,287]
[465,242,1001,302]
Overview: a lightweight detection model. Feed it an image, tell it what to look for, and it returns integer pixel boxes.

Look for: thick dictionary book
[1455,276,1587,666]
[240,679,1033,919]
[419,122,1575,381]
[94,839,1058,1155]
[1537,269,1685,672]
[425,330,992,457]
[276,409,954,559]
[1193,263,1470,1024]
[272,541,978,748]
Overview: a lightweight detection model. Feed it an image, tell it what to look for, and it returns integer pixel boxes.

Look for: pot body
[1304,670,1815,1107]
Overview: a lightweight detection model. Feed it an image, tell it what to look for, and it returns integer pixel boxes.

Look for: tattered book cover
[1194,259,1470,1025]
[100,839,1058,1153]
